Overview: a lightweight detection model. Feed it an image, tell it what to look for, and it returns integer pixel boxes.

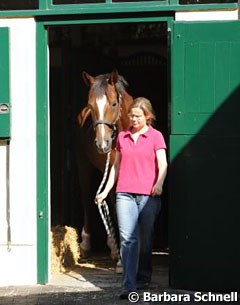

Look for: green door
[170,21,240,291]
[0,28,10,138]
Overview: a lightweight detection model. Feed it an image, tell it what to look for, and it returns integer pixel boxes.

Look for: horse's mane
[92,73,128,98]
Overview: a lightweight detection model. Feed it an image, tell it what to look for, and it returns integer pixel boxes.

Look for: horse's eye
[112,101,117,107]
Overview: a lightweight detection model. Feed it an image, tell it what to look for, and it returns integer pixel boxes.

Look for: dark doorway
[48,22,169,253]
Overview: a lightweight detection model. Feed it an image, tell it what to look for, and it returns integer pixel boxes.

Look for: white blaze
[96,95,107,140]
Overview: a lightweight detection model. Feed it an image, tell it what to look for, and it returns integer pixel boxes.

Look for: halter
[93,120,117,139]
[92,92,122,140]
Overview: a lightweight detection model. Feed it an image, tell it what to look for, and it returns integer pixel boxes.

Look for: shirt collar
[124,125,152,138]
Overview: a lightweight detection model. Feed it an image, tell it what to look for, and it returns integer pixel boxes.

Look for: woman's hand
[95,191,108,205]
[152,149,167,197]
[151,184,163,197]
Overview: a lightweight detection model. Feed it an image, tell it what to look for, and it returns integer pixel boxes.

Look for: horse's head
[79,70,129,154]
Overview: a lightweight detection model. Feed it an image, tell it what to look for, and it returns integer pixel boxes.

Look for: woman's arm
[95,150,121,204]
[151,149,168,196]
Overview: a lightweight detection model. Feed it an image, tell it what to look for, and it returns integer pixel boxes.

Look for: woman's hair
[128,97,156,125]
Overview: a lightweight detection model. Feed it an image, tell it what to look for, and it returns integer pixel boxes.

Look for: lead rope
[96,151,120,261]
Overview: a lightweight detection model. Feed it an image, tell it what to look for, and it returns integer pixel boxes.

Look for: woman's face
[128,107,148,131]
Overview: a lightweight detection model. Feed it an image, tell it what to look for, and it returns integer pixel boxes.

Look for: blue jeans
[116,192,161,291]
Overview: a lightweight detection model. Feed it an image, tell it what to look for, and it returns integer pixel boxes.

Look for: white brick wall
[175,9,238,21]
[0,18,37,285]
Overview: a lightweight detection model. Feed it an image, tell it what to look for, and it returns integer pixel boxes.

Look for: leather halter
[93,120,117,139]
[92,93,122,140]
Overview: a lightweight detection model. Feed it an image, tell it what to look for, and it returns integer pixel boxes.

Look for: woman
[95,97,168,299]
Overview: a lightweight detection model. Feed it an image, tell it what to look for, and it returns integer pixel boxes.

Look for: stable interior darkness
[49,22,169,253]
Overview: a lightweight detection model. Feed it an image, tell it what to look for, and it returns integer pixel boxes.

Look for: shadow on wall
[169,85,240,292]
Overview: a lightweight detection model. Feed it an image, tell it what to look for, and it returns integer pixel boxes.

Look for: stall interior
[49,22,169,254]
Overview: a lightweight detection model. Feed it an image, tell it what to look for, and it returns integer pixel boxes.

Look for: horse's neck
[118,92,133,131]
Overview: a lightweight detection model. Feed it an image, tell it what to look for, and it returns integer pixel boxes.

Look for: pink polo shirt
[116,125,166,195]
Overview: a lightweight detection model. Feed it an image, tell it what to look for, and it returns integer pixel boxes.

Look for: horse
[76,70,133,261]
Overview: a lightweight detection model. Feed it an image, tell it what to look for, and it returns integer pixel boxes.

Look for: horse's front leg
[108,189,123,273]
[78,161,95,258]
[80,219,91,258]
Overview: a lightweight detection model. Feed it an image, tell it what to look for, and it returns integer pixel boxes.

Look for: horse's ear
[77,106,91,127]
[109,70,119,85]
[82,71,95,87]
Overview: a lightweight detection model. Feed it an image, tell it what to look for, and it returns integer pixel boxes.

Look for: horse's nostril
[106,139,113,149]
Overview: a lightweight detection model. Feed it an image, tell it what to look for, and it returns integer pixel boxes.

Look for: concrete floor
[0,252,234,304]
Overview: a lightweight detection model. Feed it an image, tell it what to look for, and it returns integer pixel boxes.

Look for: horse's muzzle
[95,139,112,154]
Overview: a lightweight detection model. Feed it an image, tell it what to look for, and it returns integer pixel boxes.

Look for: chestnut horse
[76,70,133,261]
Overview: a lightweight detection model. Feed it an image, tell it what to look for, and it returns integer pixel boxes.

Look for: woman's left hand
[151,184,163,197]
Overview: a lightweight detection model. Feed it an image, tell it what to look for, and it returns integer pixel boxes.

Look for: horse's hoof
[80,228,91,258]
[80,247,90,259]
[115,265,123,274]
[107,236,119,261]
[115,259,123,274]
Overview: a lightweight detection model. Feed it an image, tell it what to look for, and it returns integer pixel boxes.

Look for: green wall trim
[36,21,49,284]
[0,3,237,17]
[39,0,48,9]
[43,16,173,25]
